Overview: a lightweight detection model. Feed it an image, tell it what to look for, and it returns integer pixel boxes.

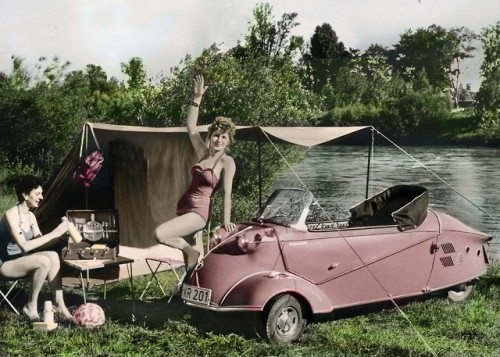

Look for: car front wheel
[265,294,306,344]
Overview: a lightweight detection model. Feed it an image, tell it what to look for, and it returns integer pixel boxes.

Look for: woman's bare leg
[0,254,51,318]
[36,251,72,319]
[0,252,72,319]
[154,213,206,270]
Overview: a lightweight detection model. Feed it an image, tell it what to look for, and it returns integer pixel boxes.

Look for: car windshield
[254,189,314,227]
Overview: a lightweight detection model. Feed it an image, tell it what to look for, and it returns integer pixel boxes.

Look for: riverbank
[373,110,498,147]
[408,110,498,147]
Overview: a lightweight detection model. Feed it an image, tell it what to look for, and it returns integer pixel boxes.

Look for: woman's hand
[52,220,69,238]
[193,75,208,100]
[223,221,237,233]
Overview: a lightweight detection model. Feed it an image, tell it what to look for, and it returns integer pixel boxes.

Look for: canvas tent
[36,122,371,276]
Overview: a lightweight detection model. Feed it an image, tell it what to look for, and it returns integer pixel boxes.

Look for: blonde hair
[207,116,236,144]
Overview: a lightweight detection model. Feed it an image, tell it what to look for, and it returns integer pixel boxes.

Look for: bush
[0,82,86,179]
[476,112,500,143]
[0,169,17,213]
[320,103,380,126]
[376,89,450,139]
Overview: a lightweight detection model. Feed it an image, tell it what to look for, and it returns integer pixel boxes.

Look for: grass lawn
[1,265,499,357]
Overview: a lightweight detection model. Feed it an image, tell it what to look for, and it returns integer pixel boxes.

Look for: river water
[272,145,500,262]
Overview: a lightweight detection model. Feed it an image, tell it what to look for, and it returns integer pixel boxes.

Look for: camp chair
[139,232,206,302]
[0,277,26,315]
[139,257,184,302]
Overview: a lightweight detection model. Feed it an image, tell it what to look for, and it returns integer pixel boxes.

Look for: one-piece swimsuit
[0,205,34,267]
[176,154,224,222]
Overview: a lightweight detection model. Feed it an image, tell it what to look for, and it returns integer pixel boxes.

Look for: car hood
[188,224,284,306]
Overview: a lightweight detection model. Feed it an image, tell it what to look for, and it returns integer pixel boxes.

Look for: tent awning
[259,126,370,147]
[89,122,371,147]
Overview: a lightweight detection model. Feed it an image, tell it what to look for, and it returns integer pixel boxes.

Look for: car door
[280,224,438,308]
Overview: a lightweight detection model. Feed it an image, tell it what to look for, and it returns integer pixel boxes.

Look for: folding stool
[139,257,184,302]
[0,278,26,315]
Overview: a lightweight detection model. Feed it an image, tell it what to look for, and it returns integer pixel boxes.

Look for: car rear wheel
[265,294,306,344]
[447,283,474,302]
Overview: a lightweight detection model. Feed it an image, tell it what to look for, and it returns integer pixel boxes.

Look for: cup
[43,301,54,324]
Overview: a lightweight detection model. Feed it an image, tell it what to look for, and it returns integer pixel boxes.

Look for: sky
[1,0,499,91]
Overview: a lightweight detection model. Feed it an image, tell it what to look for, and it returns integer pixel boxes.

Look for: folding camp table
[63,256,134,303]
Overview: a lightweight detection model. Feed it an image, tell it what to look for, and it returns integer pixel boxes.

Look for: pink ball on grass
[73,303,106,328]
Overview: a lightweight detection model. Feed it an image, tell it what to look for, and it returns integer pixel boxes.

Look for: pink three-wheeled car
[182,185,491,343]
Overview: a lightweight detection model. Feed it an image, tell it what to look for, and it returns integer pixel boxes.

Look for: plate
[82,220,104,242]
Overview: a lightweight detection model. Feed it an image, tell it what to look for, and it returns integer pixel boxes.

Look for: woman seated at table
[0,175,72,320]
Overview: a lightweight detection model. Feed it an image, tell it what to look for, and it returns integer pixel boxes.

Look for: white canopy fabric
[90,122,370,147]
[259,126,370,147]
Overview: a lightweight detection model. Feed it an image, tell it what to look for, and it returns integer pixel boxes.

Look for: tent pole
[365,128,374,199]
[85,188,88,209]
[84,124,89,209]
[258,129,262,210]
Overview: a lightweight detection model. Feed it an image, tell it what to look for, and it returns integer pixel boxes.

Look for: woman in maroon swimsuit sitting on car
[154,75,237,273]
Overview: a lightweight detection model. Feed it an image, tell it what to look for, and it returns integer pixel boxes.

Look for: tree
[475,21,500,137]
[392,25,466,92]
[376,85,450,139]
[89,57,156,126]
[237,3,303,59]
[479,21,500,80]
[35,56,72,85]
[8,56,30,88]
[0,58,88,179]
[121,57,147,90]
[358,44,395,106]
[85,64,118,95]
[304,23,351,92]
[309,23,350,60]
[320,65,368,107]
[448,27,478,108]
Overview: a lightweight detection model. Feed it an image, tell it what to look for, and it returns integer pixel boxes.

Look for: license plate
[181,284,212,305]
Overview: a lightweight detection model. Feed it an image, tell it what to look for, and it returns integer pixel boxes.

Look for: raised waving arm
[187,75,209,157]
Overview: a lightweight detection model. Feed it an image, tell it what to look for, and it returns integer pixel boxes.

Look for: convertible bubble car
[182,185,491,344]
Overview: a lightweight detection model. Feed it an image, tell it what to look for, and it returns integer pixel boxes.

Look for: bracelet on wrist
[191,101,200,107]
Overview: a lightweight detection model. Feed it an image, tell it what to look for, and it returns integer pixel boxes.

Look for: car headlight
[210,226,235,249]
[235,233,262,253]
[209,231,222,249]
[236,234,249,252]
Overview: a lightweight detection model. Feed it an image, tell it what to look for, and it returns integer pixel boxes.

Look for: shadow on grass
[103,295,265,340]
[1,279,263,338]
[0,270,264,340]
[0,276,462,342]
[101,286,449,342]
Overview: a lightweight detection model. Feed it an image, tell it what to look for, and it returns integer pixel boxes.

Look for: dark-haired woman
[0,175,72,320]
[155,75,237,272]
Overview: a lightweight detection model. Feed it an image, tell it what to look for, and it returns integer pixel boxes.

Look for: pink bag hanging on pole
[73,123,104,188]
